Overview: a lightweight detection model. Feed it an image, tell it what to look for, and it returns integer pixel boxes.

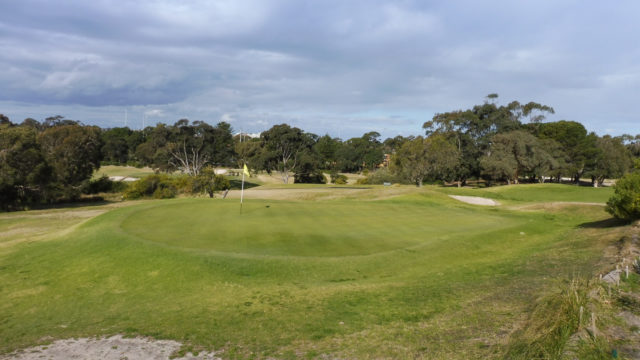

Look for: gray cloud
[1,0,639,138]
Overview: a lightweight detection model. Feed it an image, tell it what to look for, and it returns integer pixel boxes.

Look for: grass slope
[437,183,613,204]
[0,186,615,359]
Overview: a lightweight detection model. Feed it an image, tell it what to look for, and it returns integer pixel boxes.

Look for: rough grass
[0,185,617,359]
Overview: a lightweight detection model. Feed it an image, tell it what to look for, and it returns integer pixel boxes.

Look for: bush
[153,186,176,199]
[330,172,348,185]
[294,171,326,184]
[193,167,230,198]
[123,170,233,200]
[606,172,640,221]
[361,168,401,185]
[124,174,177,200]
[81,175,127,194]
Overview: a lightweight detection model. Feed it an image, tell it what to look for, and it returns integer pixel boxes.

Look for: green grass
[0,185,617,358]
[122,198,508,257]
[93,165,156,179]
[436,183,613,204]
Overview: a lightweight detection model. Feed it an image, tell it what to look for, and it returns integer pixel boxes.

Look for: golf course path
[449,195,500,206]
[0,336,220,360]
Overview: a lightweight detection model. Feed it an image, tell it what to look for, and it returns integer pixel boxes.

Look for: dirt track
[1,336,220,360]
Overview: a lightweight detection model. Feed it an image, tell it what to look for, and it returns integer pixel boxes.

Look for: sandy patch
[109,176,139,182]
[1,335,220,360]
[449,195,500,206]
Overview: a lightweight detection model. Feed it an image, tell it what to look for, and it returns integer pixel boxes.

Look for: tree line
[2,94,639,208]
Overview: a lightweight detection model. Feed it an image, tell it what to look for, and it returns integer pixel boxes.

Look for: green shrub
[153,186,176,199]
[606,172,640,221]
[294,171,326,184]
[193,167,230,197]
[81,175,127,194]
[362,168,400,185]
[124,174,176,199]
[330,172,348,185]
[123,170,233,200]
[173,175,195,194]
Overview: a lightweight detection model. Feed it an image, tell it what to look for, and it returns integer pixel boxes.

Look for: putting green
[120,198,512,257]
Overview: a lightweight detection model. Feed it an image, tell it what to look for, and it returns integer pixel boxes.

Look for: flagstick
[240,167,245,214]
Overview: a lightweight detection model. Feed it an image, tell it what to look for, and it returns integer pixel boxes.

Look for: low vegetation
[606,172,640,221]
[0,184,626,359]
[123,168,230,200]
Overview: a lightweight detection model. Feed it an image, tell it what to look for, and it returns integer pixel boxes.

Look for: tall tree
[393,135,460,186]
[586,135,633,187]
[38,124,102,198]
[314,134,341,169]
[101,127,132,164]
[260,124,311,184]
[165,120,234,176]
[423,95,554,185]
[0,125,50,208]
[535,121,599,182]
[480,131,554,184]
[337,132,384,172]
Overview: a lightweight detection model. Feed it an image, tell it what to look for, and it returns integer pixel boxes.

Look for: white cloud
[144,109,165,117]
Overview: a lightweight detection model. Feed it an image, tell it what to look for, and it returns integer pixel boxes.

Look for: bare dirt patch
[1,335,220,360]
[449,195,500,206]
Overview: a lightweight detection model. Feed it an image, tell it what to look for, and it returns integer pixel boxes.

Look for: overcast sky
[1,1,639,139]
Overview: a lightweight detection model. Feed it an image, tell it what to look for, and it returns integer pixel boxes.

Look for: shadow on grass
[578,217,629,229]
[229,180,261,190]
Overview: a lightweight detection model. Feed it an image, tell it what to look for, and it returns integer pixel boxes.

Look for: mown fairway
[0,185,616,358]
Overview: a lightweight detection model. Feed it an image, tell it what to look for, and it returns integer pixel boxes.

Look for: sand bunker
[109,176,138,182]
[1,335,220,360]
[449,195,500,206]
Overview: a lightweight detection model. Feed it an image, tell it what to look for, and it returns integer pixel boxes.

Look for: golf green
[120,199,510,257]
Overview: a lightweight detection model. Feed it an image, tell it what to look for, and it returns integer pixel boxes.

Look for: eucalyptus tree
[0,124,49,208]
[480,130,554,184]
[336,132,384,172]
[260,124,313,184]
[393,135,460,186]
[586,135,633,187]
[535,120,599,182]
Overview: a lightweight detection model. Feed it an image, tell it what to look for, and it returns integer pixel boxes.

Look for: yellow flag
[243,164,250,177]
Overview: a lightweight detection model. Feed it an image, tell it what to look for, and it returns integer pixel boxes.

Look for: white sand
[449,195,500,206]
[109,176,139,182]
